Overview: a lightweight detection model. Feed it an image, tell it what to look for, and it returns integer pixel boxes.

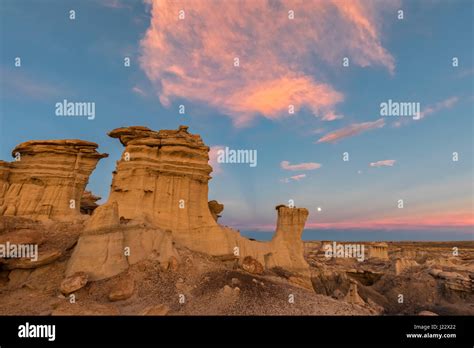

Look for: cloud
[236,210,474,231]
[101,0,131,9]
[281,160,321,171]
[369,159,396,167]
[281,174,307,183]
[1,68,64,100]
[322,111,344,121]
[132,86,147,96]
[304,211,474,230]
[420,96,459,119]
[317,118,385,143]
[389,96,460,128]
[209,145,225,174]
[139,0,396,127]
[312,128,326,134]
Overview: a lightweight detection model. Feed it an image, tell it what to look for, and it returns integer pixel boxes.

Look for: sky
[0,0,473,239]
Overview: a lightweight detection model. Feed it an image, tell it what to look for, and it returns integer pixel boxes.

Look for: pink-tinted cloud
[281,174,307,183]
[305,211,474,230]
[281,160,321,171]
[132,86,147,96]
[317,118,385,143]
[248,210,473,231]
[209,145,225,174]
[322,111,344,121]
[389,96,460,128]
[420,96,459,119]
[140,0,396,126]
[369,159,396,167]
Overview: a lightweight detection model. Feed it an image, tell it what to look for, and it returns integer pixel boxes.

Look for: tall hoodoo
[97,125,239,254]
[268,205,310,275]
[0,140,107,221]
[106,125,215,232]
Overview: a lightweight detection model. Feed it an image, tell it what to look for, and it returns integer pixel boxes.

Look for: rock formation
[368,242,389,260]
[429,269,473,293]
[80,191,101,215]
[394,258,419,275]
[66,126,311,280]
[0,140,107,221]
[60,272,88,295]
[344,281,365,305]
[208,200,224,222]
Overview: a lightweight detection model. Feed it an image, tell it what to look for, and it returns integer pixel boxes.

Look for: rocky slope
[305,241,474,315]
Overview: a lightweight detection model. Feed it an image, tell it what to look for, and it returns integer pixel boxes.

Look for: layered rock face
[81,125,238,256]
[0,140,107,221]
[67,126,311,280]
[104,126,218,238]
[368,242,389,260]
[264,206,310,275]
[80,191,101,215]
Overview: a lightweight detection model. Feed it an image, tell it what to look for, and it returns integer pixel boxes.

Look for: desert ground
[0,216,472,316]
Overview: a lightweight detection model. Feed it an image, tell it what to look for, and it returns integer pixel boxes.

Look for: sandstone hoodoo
[66,125,311,280]
[80,191,101,215]
[0,140,107,221]
[104,125,220,243]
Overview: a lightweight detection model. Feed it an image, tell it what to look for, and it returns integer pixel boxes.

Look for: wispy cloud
[140,0,396,127]
[317,118,385,143]
[420,96,459,119]
[304,211,474,230]
[132,86,147,97]
[1,68,65,100]
[281,174,307,183]
[390,96,460,128]
[280,160,321,171]
[101,0,131,9]
[249,210,474,231]
[456,67,474,78]
[312,128,326,134]
[369,159,396,167]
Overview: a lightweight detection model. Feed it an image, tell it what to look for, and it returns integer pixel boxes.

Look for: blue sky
[0,0,473,237]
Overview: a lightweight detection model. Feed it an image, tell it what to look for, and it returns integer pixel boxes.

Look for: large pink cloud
[139,0,396,126]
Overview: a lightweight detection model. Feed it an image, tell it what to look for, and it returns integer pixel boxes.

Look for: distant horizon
[241,229,474,242]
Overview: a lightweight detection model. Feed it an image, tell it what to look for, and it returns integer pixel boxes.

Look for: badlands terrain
[0,126,472,315]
